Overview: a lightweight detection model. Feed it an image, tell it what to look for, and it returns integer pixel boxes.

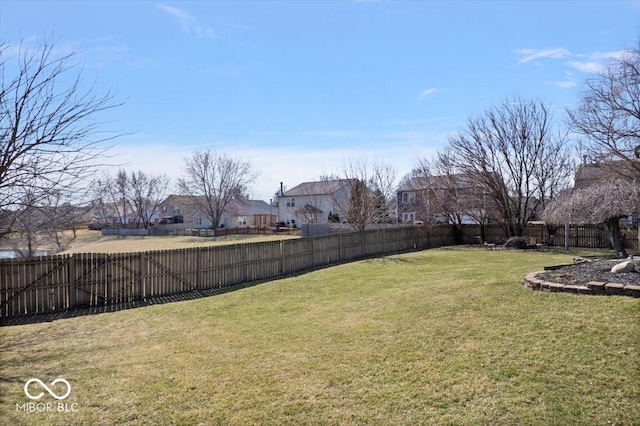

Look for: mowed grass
[59,229,300,254]
[1,248,639,425]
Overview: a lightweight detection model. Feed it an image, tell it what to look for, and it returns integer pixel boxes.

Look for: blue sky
[2,1,640,201]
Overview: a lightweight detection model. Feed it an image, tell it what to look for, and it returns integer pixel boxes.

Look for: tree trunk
[605,217,627,258]
[26,230,35,258]
[500,221,515,239]
[478,224,487,244]
[453,224,463,244]
[514,222,525,238]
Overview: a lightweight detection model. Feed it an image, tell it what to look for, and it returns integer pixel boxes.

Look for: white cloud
[552,71,578,89]
[513,48,572,65]
[157,4,216,38]
[567,50,629,74]
[566,60,605,74]
[418,88,439,100]
[514,47,632,76]
[553,80,577,89]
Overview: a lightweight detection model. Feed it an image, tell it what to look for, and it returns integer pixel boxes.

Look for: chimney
[280,182,284,196]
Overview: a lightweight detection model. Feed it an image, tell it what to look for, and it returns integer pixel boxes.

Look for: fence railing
[0,226,451,319]
[2,223,637,320]
[459,223,638,251]
[104,226,302,237]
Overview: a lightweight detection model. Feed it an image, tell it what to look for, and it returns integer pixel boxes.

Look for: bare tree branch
[569,43,640,178]
[0,38,122,252]
[127,170,170,228]
[322,159,397,233]
[444,97,574,237]
[542,179,640,257]
[177,149,258,235]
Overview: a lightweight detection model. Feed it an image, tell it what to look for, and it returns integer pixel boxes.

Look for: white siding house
[277,180,352,227]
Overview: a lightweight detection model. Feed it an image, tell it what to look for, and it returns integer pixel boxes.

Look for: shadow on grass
[0,249,425,327]
[365,256,414,264]
[0,280,265,327]
[0,325,62,413]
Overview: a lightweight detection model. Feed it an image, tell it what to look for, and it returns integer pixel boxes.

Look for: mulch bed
[537,259,640,286]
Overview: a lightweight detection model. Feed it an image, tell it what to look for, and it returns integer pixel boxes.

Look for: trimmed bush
[504,236,528,249]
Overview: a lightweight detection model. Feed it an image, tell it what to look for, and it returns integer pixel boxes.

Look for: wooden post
[311,236,315,268]
[195,247,202,290]
[382,227,386,256]
[68,254,76,310]
[242,244,248,282]
[564,224,570,250]
[280,240,285,275]
[139,253,147,300]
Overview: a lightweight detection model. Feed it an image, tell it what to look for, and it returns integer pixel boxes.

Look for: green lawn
[1,247,639,425]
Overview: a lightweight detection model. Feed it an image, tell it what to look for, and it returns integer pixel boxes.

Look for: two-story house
[277,179,352,227]
[396,174,493,225]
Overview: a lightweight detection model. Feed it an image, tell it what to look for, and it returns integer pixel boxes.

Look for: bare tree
[92,169,130,227]
[542,179,640,257]
[0,38,120,254]
[177,149,258,235]
[323,159,397,233]
[407,152,497,243]
[41,190,90,245]
[113,169,129,226]
[91,177,110,224]
[445,97,574,237]
[126,170,170,228]
[568,42,640,178]
[6,206,46,258]
[556,42,640,257]
[5,190,90,257]
[295,193,325,225]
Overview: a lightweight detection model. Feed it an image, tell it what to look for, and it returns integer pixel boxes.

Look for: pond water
[0,251,16,259]
[0,250,50,259]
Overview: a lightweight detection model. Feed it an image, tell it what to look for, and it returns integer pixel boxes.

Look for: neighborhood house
[396,174,493,225]
[277,179,352,227]
[157,195,276,229]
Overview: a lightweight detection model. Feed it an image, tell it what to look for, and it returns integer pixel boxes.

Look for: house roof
[397,174,477,192]
[283,179,352,197]
[225,199,272,216]
[574,161,640,190]
[159,195,273,216]
[160,194,202,205]
[574,164,607,189]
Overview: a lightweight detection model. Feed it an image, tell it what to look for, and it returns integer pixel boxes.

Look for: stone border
[524,271,640,297]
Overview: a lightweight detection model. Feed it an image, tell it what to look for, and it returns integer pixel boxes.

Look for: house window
[401,192,415,204]
[162,206,167,213]
[173,205,181,214]
[238,216,247,226]
[287,198,295,207]
[195,217,203,226]
[402,212,416,223]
